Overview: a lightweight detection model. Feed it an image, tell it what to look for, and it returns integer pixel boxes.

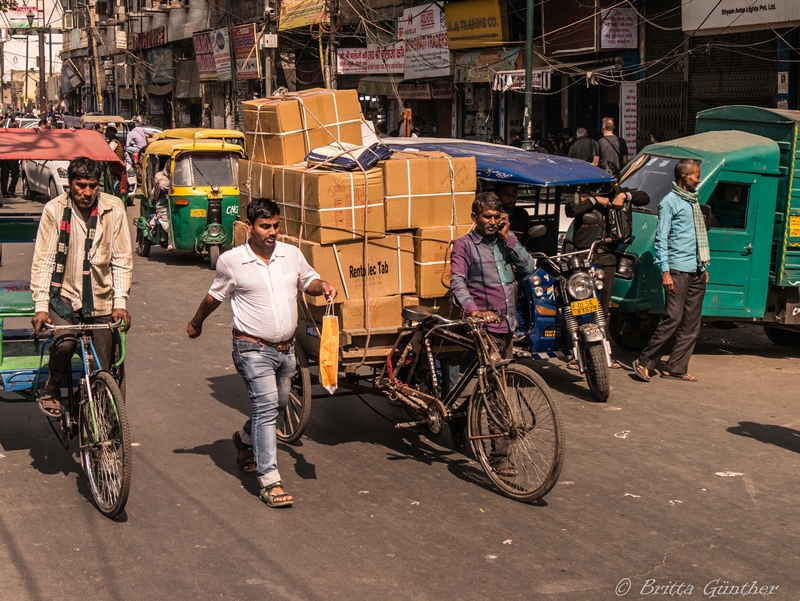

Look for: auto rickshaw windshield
[619,155,702,213]
[172,153,238,188]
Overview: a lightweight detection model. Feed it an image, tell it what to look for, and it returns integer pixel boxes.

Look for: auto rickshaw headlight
[617,256,635,279]
[534,286,544,297]
[208,225,221,237]
[211,183,220,193]
[566,273,595,300]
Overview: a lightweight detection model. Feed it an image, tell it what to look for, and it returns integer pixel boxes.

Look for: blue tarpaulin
[384,138,615,187]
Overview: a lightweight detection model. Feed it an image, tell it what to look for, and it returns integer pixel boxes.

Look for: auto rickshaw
[134,138,243,269]
[159,128,247,156]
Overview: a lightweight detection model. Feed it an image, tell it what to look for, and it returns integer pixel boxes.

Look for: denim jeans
[232,338,296,489]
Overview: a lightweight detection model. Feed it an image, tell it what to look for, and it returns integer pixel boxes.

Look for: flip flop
[566,360,579,371]
[660,371,698,382]
[632,360,651,382]
[610,359,622,369]
[37,389,62,418]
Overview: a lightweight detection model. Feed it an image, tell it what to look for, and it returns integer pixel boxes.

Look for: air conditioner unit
[63,10,74,30]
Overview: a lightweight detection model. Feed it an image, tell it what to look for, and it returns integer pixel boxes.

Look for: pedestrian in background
[598,117,628,169]
[568,128,600,165]
[633,159,709,383]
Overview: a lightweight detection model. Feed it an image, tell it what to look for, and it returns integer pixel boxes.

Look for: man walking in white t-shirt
[187,198,337,507]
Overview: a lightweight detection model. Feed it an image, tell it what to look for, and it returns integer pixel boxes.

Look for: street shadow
[727,421,800,455]
[518,357,606,404]
[173,439,260,496]
[136,245,213,270]
[206,373,251,417]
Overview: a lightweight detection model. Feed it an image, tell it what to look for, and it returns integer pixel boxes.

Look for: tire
[763,326,800,348]
[79,372,131,518]
[468,363,565,502]
[136,230,151,258]
[22,174,33,200]
[209,245,221,270]
[277,343,312,443]
[49,179,59,200]
[582,341,610,402]
[609,313,659,351]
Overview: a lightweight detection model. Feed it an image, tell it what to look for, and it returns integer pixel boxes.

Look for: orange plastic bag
[319,302,339,394]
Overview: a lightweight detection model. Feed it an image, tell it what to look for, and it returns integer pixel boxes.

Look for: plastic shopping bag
[319,302,339,394]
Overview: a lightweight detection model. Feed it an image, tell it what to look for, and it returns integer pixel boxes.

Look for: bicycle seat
[401,305,438,323]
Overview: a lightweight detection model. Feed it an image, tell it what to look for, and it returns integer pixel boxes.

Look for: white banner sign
[620,82,638,158]
[366,43,405,74]
[399,3,450,80]
[682,0,800,34]
[601,8,638,49]
[336,48,368,74]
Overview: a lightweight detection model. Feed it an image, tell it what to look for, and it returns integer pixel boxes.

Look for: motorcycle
[518,228,612,402]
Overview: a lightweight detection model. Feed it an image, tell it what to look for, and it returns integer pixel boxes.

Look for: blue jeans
[232,338,296,489]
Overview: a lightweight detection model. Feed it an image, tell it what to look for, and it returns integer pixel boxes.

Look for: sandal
[232,431,256,473]
[259,481,293,508]
[632,360,651,382]
[660,371,698,382]
[37,389,62,418]
[491,457,518,478]
[566,360,579,371]
[610,359,622,369]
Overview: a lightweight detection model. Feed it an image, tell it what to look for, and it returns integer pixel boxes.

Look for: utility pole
[326,0,338,89]
[522,0,535,150]
[225,0,238,128]
[88,0,103,113]
[38,28,46,112]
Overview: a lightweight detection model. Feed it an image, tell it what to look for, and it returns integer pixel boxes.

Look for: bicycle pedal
[395,420,426,429]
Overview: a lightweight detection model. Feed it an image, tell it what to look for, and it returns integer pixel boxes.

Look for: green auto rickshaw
[134,138,244,269]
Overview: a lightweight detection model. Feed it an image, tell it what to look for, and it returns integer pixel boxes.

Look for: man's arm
[591,140,600,166]
[654,198,674,290]
[30,202,59,334]
[110,202,133,330]
[449,237,477,314]
[296,249,337,301]
[502,232,537,276]
[305,279,337,302]
[188,257,235,337]
[187,294,222,338]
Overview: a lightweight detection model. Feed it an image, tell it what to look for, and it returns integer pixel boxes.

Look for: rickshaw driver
[30,157,133,418]
[187,198,337,508]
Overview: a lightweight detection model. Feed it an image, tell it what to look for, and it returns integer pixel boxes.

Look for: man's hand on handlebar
[32,311,52,336]
[112,308,132,332]
[470,310,501,324]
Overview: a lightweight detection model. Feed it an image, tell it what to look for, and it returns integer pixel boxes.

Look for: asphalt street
[0,197,799,601]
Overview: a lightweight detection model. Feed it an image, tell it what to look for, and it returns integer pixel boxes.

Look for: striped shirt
[31,192,133,315]
[450,230,536,333]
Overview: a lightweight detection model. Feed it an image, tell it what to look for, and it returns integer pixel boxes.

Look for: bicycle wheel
[79,371,132,518]
[109,330,126,400]
[469,363,564,502]
[277,343,311,444]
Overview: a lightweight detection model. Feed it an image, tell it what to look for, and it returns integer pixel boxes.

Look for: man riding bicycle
[30,157,133,418]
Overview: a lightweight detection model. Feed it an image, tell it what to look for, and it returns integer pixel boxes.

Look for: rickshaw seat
[0,287,35,318]
[402,305,438,323]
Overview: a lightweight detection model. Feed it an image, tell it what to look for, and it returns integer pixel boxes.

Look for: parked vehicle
[610,105,800,349]
[21,159,69,199]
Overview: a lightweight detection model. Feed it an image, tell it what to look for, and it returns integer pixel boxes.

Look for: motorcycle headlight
[531,275,541,286]
[207,225,221,237]
[566,273,595,300]
[57,167,68,179]
[595,280,604,290]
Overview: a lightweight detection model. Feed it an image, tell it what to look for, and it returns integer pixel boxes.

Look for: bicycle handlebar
[43,320,124,333]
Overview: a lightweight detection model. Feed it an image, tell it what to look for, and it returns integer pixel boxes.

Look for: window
[707,183,749,229]
[619,155,693,214]
[172,153,237,188]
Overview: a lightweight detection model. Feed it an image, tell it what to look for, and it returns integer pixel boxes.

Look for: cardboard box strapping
[243,89,363,165]
[274,166,385,244]
[238,160,274,200]
[414,225,471,298]
[279,234,415,306]
[308,295,402,330]
[381,152,477,230]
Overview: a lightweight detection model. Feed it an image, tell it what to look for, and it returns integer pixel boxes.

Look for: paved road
[1,203,799,600]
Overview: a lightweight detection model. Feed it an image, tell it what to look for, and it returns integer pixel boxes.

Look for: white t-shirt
[208,241,320,342]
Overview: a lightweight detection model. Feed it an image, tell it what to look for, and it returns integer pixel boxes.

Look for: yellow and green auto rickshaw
[159,128,247,157]
[134,138,244,269]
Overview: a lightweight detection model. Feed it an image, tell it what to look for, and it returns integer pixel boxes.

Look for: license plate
[190,209,207,217]
[570,297,599,316]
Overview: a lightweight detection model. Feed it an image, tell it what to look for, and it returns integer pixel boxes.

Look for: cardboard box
[381,153,477,230]
[233,220,248,247]
[280,234,415,306]
[238,160,274,200]
[274,166,385,244]
[402,295,461,320]
[414,225,471,298]
[308,295,402,331]
[239,189,252,219]
[243,89,363,165]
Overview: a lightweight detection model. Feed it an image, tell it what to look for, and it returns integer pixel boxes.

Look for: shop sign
[2,4,40,29]
[431,79,453,99]
[193,32,218,82]
[337,48,368,75]
[454,47,520,83]
[445,0,507,50]
[366,42,404,74]
[212,28,232,82]
[116,30,127,50]
[103,59,115,92]
[398,82,431,100]
[146,47,172,85]
[682,0,800,35]
[134,26,166,51]
[491,69,551,92]
[600,8,637,49]
[232,23,260,79]
[399,3,450,80]
[620,82,637,157]
[279,0,328,31]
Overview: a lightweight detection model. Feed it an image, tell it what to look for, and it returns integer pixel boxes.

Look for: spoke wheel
[469,363,564,502]
[79,372,131,518]
[582,342,610,402]
[277,344,311,443]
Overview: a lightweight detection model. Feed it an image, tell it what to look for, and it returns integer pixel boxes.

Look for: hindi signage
[620,82,638,157]
[193,32,218,82]
[337,48,368,75]
[366,43,404,74]
[400,3,450,79]
[279,0,328,31]
[601,8,637,49]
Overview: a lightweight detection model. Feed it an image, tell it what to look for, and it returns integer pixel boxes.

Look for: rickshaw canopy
[160,128,246,144]
[0,128,125,175]
[143,138,245,158]
[384,138,615,187]
[79,115,127,128]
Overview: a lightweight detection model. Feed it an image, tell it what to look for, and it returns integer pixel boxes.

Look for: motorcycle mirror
[527,224,548,239]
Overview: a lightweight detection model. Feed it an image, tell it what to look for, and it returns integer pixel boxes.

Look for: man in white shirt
[187,198,336,508]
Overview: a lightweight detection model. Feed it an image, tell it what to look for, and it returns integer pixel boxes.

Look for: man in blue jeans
[187,198,336,507]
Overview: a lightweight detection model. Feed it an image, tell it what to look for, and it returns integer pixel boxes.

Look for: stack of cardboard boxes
[236,89,476,332]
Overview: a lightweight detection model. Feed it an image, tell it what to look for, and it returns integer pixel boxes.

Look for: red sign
[134,26,166,51]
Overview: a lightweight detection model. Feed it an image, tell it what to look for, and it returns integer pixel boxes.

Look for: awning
[0,129,124,176]
[492,69,553,92]
[148,83,173,96]
[357,75,402,96]
[454,48,522,84]
[175,60,201,99]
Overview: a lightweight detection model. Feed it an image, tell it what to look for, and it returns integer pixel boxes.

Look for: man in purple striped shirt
[448,192,536,458]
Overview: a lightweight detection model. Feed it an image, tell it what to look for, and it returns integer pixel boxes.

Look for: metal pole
[225,0,238,128]
[38,28,45,112]
[522,0,535,150]
[25,35,29,109]
[88,0,103,113]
